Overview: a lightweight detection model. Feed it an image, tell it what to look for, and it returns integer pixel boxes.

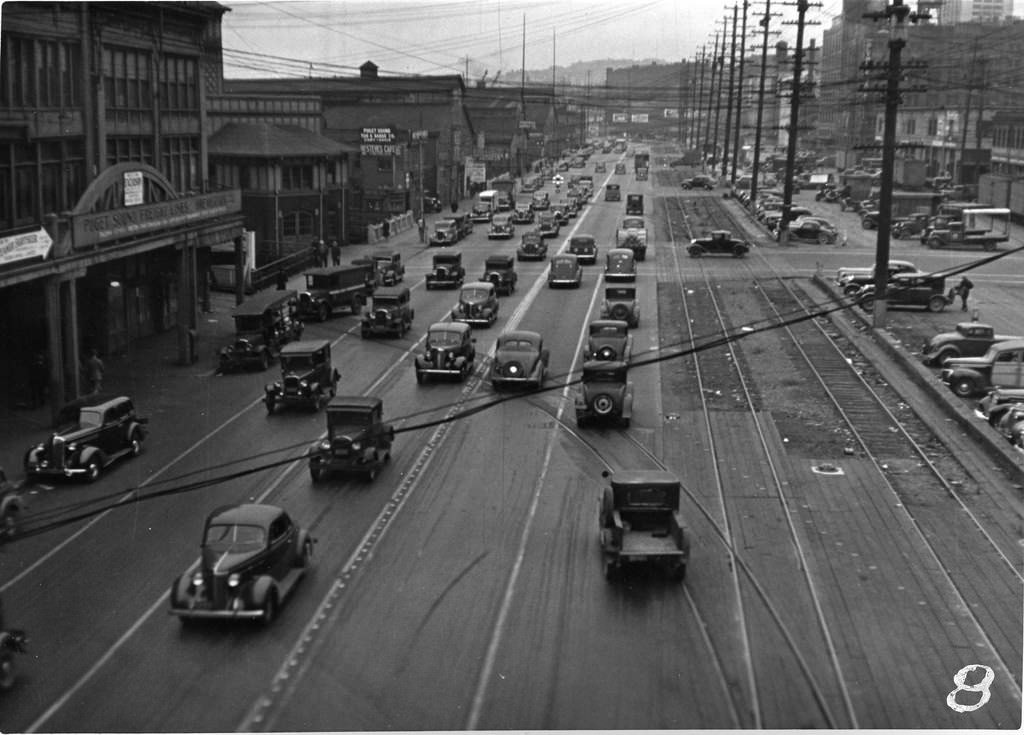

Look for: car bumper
[605,273,636,282]
[517,250,545,260]
[26,464,84,478]
[548,277,580,287]
[426,277,460,287]
[453,315,494,325]
[169,605,264,620]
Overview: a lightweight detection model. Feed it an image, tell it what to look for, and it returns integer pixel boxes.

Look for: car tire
[933,348,958,366]
[262,589,278,625]
[318,302,330,322]
[415,370,425,385]
[672,563,687,582]
[597,346,617,361]
[818,234,831,245]
[603,560,618,581]
[732,245,746,258]
[592,394,615,416]
[309,462,325,483]
[259,351,270,371]
[0,652,15,692]
[296,539,313,568]
[130,430,144,457]
[952,377,976,397]
[84,458,101,483]
[927,296,948,313]
[610,305,629,321]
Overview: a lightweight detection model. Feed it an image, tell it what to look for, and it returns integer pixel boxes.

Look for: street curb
[810,273,1024,483]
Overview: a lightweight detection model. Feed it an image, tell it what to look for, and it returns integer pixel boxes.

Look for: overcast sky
[219,0,844,80]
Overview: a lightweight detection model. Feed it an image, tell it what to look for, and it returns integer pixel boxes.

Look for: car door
[266,514,296,579]
[991,348,1024,388]
[99,402,126,456]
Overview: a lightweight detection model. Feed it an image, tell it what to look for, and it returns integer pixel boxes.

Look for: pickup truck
[941,339,1024,397]
[920,322,1022,367]
[598,469,690,582]
[835,260,917,295]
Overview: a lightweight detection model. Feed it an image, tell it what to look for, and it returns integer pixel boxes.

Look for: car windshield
[622,218,644,229]
[234,315,267,332]
[434,222,455,233]
[78,407,103,428]
[372,297,399,307]
[499,338,537,352]
[551,259,575,273]
[427,330,462,348]
[280,354,314,372]
[461,287,491,301]
[592,325,625,337]
[434,257,459,267]
[608,252,631,267]
[571,239,594,250]
[204,523,265,552]
[375,257,396,266]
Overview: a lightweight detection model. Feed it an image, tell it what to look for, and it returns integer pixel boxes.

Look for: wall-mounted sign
[0,228,52,266]
[631,113,649,123]
[360,127,401,155]
[611,113,628,123]
[123,171,144,206]
[465,159,487,183]
[518,120,536,130]
[71,189,242,249]
[663,109,679,119]
[411,129,429,141]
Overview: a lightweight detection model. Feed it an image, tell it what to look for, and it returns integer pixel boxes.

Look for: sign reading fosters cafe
[360,127,401,156]
[71,189,242,249]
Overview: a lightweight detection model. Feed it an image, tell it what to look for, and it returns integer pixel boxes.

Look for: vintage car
[890,212,932,240]
[511,204,535,225]
[470,201,493,224]
[452,213,474,239]
[482,254,518,296]
[496,191,513,211]
[488,213,515,240]
[219,290,303,372]
[1,467,24,536]
[584,320,633,363]
[548,253,583,289]
[537,212,561,239]
[531,191,550,211]
[626,194,644,216]
[681,174,716,190]
[615,217,648,259]
[424,251,465,290]
[920,322,1022,367]
[975,387,1024,426]
[169,503,313,624]
[614,162,627,175]
[598,470,690,581]
[568,234,598,265]
[994,404,1024,448]
[552,206,571,227]
[24,395,147,483]
[360,286,414,338]
[490,330,549,391]
[601,286,640,328]
[604,248,637,282]
[309,396,395,482]
[423,190,443,212]
[836,260,918,295]
[374,251,405,286]
[296,265,372,321]
[786,218,839,245]
[575,360,634,428]
[594,161,607,173]
[414,322,476,384]
[687,230,749,258]
[604,184,622,202]
[856,273,950,313]
[517,230,548,261]
[941,339,1024,397]
[264,339,340,414]
[451,281,500,327]
[0,597,27,690]
[429,218,460,247]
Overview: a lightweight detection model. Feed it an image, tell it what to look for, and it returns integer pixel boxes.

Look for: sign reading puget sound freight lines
[71,190,242,248]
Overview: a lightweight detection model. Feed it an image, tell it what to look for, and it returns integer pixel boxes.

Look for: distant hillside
[495,58,668,88]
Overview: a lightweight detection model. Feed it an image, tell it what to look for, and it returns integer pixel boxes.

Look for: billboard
[611,113,628,123]
[360,127,401,156]
[630,113,649,123]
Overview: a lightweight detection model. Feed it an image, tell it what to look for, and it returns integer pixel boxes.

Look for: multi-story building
[0,1,243,414]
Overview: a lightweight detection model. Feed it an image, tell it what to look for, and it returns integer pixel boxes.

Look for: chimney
[360,61,378,79]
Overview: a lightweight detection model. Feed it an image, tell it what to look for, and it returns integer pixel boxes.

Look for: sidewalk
[0,207,434,484]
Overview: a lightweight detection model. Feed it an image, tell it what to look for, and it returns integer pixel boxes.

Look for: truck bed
[620,530,685,557]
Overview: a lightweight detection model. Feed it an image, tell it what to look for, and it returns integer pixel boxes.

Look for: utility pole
[862,0,929,327]
[694,46,708,154]
[777,0,810,247]
[705,32,721,169]
[749,0,775,213]
[721,5,738,181]
[731,0,750,184]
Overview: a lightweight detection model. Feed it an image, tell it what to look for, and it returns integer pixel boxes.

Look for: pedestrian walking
[29,351,47,408]
[276,268,288,290]
[956,276,974,311]
[417,217,426,243]
[316,238,328,267]
[329,239,341,266]
[381,219,391,239]
[86,348,104,395]
[309,238,320,267]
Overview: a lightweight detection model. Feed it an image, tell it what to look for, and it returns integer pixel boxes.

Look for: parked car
[941,339,1024,397]
[575,360,633,428]
[601,286,640,328]
[360,286,414,338]
[856,273,950,313]
[424,251,465,290]
[548,253,583,288]
[681,174,716,190]
[373,251,405,286]
[891,212,931,240]
[482,254,517,296]
[975,387,1024,426]
[835,260,918,295]
[451,281,500,327]
[511,204,535,225]
[687,230,749,258]
[920,322,1022,367]
[487,212,515,239]
[264,339,340,414]
[787,218,839,245]
[516,230,548,261]
[309,396,395,482]
[415,322,476,384]
[24,395,147,483]
[168,504,314,624]
[219,290,303,372]
[490,330,549,391]
[429,218,460,247]
[568,234,598,265]
[584,320,633,363]
[604,248,637,282]
[994,404,1024,448]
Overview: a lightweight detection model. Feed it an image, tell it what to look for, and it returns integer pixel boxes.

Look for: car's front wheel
[84,458,101,483]
[262,590,278,625]
[952,377,977,397]
[129,430,144,457]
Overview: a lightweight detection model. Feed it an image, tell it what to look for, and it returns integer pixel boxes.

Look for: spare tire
[591,393,615,416]
[610,304,630,321]
[597,346,617,361]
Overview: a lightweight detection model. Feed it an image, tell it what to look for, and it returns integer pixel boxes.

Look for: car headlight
[299,380,308,389]
[351,442,362,451]
[319,439,330,451]
[66,442,77,453]
[192,571,204,587]
[228,573,241,588]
